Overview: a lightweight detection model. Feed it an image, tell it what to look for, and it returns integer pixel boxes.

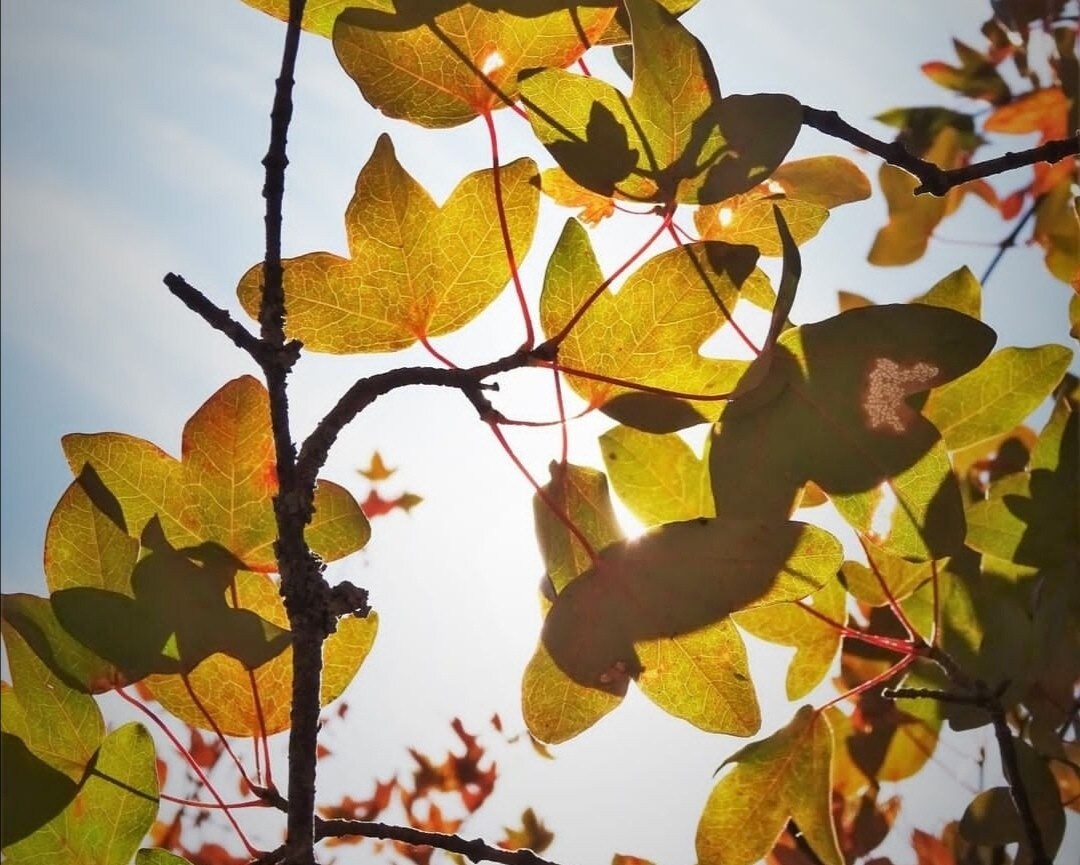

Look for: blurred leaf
[239,136,538,353]
[358,451,396,481]
[710,304,996,559]
[499,807,554,853]
[921,38,1011,103]
[1032,178,1079,285]
[696,706,842,865]
[985,87,1068,138]
[333,1,614,127]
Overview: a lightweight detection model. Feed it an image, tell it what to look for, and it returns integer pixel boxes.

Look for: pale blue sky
[1,1,1074,862]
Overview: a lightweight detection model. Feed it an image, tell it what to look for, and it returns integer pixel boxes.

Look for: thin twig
[989,702,1053,865]
[317,818,566,865]
[801,105,1078,196]
[980,198,1040,285]
[162,273,265,359]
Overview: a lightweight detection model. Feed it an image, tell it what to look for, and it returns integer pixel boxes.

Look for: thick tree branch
[801,105,1078,196]
[316,818,565,865]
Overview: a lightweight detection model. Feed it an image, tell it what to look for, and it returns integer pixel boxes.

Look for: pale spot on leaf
[717,206,735,227]
[481,50,505,76]
[862,358,939,433]
[868,481,898,541]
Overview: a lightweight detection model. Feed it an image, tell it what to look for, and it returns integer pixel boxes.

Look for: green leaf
[696,706,842,865]
[63,376,369,570]
[2,723,159,865]
[521,641,622,745]
[0,730,77,849]
[541,518,842,688]
[710,303,996,559]
[923,344,1072,449]
[333,2,614,127]
[913,265,982,319]
[695,196,829,256]
[769,156,872,209]
[136,851,195,865]
[734,576,845,700]
[534,461,624,595]
[239,0,387,37]
[1033,177,1079,284]
[1,593,116,694]
[238,135,538,353]
[520,0,800,203]
[541,220,758,432]
[839,547,932,608]
[966,394,1077,568]
[599,425,713,526]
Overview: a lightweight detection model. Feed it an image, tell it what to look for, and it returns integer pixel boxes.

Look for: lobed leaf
[333,1,614,128]
[696,705,842,865]
[710,303,997,560]
[239,0,388,37]
[541,220,758,431]
[238,136,538,353]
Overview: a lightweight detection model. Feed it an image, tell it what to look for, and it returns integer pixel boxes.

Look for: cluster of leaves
[2,0,1077,864]
[868,0,1079,287]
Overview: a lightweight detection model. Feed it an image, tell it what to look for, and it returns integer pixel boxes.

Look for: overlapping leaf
[696,706,842,865]
[967,391,1077,568]
[710,303,996,559]
[240,0,388,37]
[695,157,871,255]
[520,0,801,204]
[1,723,158,865]
[59,376,368,570]
[333,1,615,128]
[238,135,538,353]
[541,219,760,432]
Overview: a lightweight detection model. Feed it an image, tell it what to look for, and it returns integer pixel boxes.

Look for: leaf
[541,518,842,689]
[333,2,615,128]
[358,451,396,481]
[520,0,800,204]
[874,106,983,156]
[2,723,158,865]
[984,87,1068,139]
[710,303,996,560]
[136,851,196,865]
[599,424,713,526]
[960,739,1065,861]
[521,640,622,744]
[921,39,1010,104]
[238,136,538,353]
[696,706,842,865]
[923,344,1072,450]
[1032,177,1079,285]
[0,730,77,849]
[769,157,872,209]
[966,393,1077,568]
[538,168,616,225]
[839,545,932,608]
[239,0,389,38]
[541,219,759,432]
[734,576,846,700]
[868,128,966,267]
[499,807,554,853]
[695,196,829,256]
[913,265,982,319]
[62,376,369,570]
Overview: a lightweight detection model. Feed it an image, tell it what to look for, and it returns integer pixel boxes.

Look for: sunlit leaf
[599,424,713,526]
[1032,177,1079,285]
[984,87,1068,138]
[541,219,758,432]
[239,0,389,38]
[539,168,616,225]
[521,640,622,744]
[921,39,1010,104]
[913,265,982,319]
[136,850,196,865]
[542,518,842,688]
[1,723,158,865]
[769,156,872,209]
[734,576,845,700]
[923,344,1072,450]
[695,195,829,256]
[238,135,538,353]
[696,706,842,865]
[521,0,800,204]
[839,545,932,608]
[63,376,369,570]
[710,303,996,559]
[333,1,614,127]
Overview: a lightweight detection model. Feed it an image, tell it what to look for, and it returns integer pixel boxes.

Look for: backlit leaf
[541,219,758,431]
[710,303,996,559]
[539,167,616,225]
[769,156,872,209]
[521,641,622,744]
[923,344,1072,450]
[240,0,386,37]
[921,39,1010,104]
[1032,177,1079,284]
[734,576,845,700]
[839,545,932,608]
[985,87,1068,137]
[521,0,800,204]
[599,424,713,526]
[696,706,842,865]
[136,851,195,865]
[541,518,842,688]
[913,265,982,319]
[333,1,614,128]
[695,196,829,256]
[1,723,158,865]
[63,376,369,569]
[238,135,538,353]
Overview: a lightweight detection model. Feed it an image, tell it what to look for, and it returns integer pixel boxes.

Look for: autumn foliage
[2,1,1077,865]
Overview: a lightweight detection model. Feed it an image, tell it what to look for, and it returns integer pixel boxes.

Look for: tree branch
[316,818,566,865]
[981,198,1040,285]
[801,105,1078,196]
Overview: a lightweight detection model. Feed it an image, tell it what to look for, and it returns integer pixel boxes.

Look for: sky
[0,1,1076,863]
